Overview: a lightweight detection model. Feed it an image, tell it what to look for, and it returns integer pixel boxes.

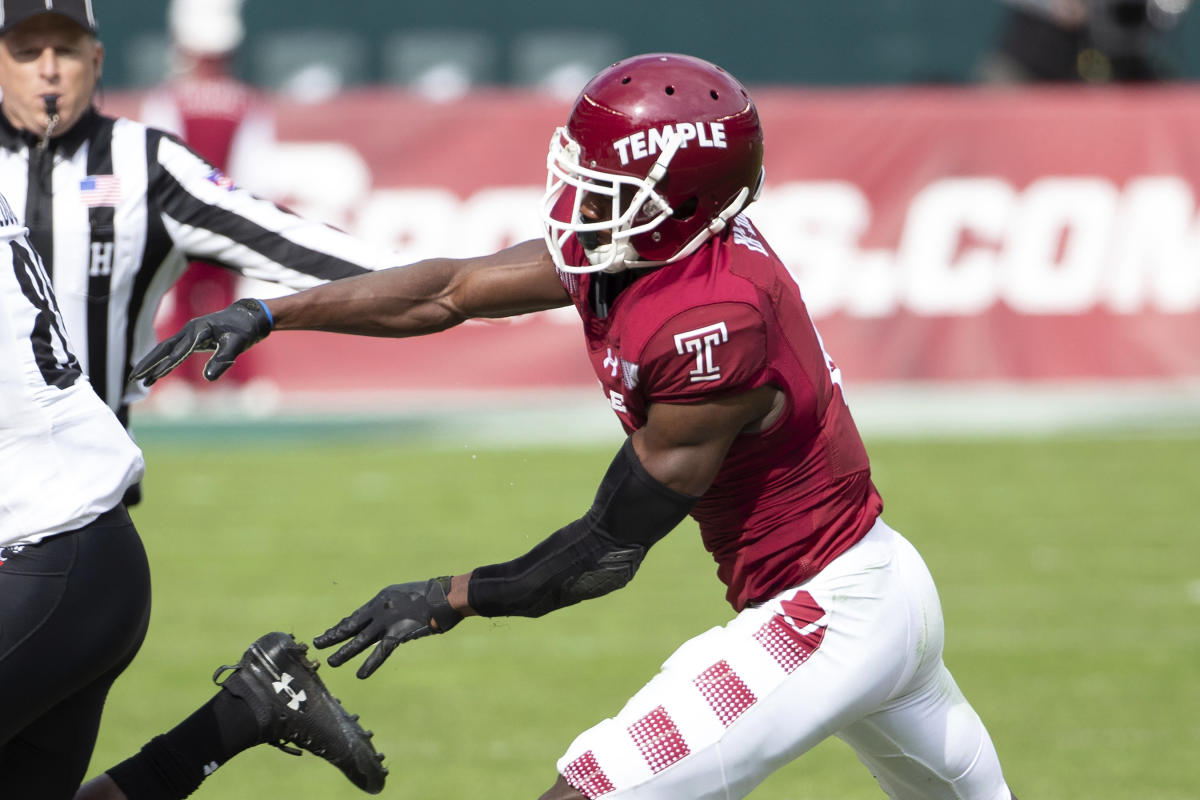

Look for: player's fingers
[203,353,236,381]
[325,624,380,668]
[314,612,366,650]
[131,333,195,384]
[357,637,400,679]
[140,326,210,385]
[129,340,173,381]
[204,333,249,381]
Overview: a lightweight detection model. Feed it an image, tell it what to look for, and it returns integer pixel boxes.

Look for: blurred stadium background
[85,1,1197,798]
[96,0,1200,436]
[92,0,1200,92]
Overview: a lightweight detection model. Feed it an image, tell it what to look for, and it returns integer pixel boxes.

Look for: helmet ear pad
[671,196,700,223]
[629,152,762,263]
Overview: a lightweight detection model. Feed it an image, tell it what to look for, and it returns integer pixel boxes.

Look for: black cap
[0,0,97,36]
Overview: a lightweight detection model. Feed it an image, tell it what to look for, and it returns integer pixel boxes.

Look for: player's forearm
[264,259,469,338]
[263,240,566,337]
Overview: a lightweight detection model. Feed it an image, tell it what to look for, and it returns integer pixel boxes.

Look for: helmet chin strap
[620,182,754,270]
[660,167,763,265]
[707,187,751,235]
[618,163,765,271]
[591,185,752,273]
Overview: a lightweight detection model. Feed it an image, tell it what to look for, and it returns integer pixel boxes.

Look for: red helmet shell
[565,53,764,262]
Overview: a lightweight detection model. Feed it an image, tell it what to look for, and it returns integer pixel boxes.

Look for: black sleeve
[467,437,698,618]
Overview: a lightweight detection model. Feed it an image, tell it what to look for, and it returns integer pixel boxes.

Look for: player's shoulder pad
[637,301,768,402]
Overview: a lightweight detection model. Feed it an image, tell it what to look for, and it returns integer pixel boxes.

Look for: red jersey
[165,75,254,171]
[559,215,883,610]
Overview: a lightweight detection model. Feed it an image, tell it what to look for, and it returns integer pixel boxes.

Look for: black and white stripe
[8,236,81,389]
[0,107,392,422]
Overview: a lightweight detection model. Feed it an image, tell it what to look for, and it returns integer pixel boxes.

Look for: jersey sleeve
[149,132,396,288]
[637,301,769,404]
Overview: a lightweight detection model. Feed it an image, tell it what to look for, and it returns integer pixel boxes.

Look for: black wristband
[467,438,697,618]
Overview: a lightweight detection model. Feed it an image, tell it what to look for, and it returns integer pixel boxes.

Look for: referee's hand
[131,298,274,385]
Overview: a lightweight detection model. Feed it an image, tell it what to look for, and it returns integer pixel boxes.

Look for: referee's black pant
[0,505,151,799]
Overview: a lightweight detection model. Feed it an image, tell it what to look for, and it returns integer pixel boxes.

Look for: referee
[0,0,394,503]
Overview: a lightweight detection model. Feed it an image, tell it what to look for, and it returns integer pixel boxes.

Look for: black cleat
[214,632,387,794]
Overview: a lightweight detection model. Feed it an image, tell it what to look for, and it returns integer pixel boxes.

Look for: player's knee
[537,774,586,800]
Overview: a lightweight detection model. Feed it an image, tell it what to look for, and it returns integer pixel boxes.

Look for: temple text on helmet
[611,122,727,166]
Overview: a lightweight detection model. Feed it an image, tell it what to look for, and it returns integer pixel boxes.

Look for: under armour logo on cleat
[202,761,220,776]
[272,672,307,711]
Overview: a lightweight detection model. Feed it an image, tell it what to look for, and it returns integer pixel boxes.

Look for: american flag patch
[79,175,121,207]
[206,168,236,190]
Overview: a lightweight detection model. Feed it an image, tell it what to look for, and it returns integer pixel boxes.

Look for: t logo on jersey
[674,321,728,383]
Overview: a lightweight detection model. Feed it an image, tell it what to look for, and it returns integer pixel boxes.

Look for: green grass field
[85,427,1200,799]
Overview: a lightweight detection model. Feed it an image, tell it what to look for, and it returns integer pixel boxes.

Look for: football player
[135,53,1019,800]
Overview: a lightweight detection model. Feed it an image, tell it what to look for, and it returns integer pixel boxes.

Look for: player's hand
[130,298,273,385]
[314,578,463,679]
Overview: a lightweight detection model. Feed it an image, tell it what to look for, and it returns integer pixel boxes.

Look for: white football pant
[557,518,1013,800]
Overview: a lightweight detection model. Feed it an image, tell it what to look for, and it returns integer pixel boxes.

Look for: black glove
[314,578,463,679]
[130,298,273,386]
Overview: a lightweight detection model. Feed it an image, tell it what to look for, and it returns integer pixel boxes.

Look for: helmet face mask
[542,126,679,274]
[541,53,765,275]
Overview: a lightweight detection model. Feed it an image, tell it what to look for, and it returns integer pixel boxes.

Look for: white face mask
[540,126,681,275]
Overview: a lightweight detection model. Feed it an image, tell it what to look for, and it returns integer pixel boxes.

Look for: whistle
[39,95,60,150]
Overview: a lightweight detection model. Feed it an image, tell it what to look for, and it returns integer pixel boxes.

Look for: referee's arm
[150,133,397,288]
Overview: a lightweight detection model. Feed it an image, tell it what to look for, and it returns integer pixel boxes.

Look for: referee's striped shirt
[0,106,394,426]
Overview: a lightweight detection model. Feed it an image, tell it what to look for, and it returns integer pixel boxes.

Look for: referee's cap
[0,0,98,36]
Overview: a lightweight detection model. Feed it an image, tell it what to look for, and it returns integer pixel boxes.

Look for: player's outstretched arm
[131,239,567,385]
[267,239,566,336]
[313,385,782,680]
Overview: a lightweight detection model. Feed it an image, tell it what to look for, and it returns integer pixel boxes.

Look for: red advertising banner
[108,86,1200,397]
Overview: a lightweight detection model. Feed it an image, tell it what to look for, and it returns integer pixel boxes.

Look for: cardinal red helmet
[542,53,765,273]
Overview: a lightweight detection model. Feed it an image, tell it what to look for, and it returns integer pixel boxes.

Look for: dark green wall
[94,0,1200,90]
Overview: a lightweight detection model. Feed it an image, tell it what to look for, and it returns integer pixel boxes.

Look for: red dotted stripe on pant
[754,590,828,672]
[693,659,757,726]
[628,705,690,773]
[562,750,615,799]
